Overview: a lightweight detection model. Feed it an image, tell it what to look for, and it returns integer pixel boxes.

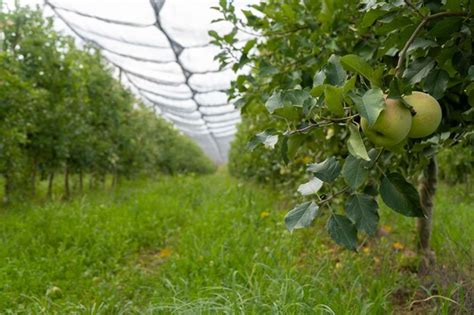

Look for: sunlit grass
[0,171,472,314]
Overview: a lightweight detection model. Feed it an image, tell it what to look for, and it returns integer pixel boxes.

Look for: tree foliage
[214,0,473,250]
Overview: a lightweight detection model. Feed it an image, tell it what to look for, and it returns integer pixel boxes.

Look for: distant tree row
[0,6,215,202]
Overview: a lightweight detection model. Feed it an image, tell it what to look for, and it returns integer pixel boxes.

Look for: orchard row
[0,7,215,202]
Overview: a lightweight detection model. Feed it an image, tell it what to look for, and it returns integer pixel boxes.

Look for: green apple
[403,91,442,138]
[361,97,412,148]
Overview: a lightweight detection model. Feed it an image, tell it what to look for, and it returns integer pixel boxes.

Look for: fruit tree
[212,0,473,270]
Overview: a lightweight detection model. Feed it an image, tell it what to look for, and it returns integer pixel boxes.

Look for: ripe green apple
[403,91,442,138]
[361,97,412,148]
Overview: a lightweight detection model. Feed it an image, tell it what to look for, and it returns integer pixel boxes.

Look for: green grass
[0,170,472,314]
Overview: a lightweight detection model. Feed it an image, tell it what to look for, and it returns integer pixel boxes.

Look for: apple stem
[400,98,417,116]
[395,11,469,78]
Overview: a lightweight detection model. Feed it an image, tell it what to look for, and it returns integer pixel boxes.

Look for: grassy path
[0,171,472,314]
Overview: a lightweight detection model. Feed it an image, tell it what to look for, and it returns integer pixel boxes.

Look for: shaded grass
[0,170,472,314]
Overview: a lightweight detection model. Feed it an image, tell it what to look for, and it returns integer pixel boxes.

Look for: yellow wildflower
[158,248,172,258]
[392,242,404,250]
[260,211,270,219]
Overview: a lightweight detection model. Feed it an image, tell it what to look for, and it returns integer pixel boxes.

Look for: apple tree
[1,5,216,201]
[212,0,473,268]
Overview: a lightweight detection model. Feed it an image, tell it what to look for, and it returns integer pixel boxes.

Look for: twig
[265,26,311,38]
[357,236,369,251]
[320,114,359,122]
[395,11,469,77]
[288,121,334,136]
[376,163,387,177]
[317,148,381,208]
[404,0,424,18]
[235,23,262,37]
[370,148,384,168]
[234,20,310,38]
[281,54,317,71]
[408,295,460,310]
[288,114,360,136]
[319,187,350,205]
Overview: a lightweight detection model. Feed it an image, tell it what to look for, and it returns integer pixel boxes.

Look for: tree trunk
[417,156,437,273]
[79,170,83,193]
[89,172,94,190]
[4,174,13,204]
[47,173,54,199]
[31,161,37,197]
[63,164,70,200]
[112,168,118,189]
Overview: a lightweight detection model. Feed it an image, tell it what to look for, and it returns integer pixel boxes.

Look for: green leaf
[259,63,279,76]
[361,8,389,28]
[285,201,319,232]
[287,134,306,159]
[247,130,279,151]
[311,84,325,97]
[208,30,220,40]
[242,39,256,54]
[319,0,335,27]
[265,91,286,114]
[307,156,341,182]
[466,83,474,107]
[345,194,379,236]
[388,78,402,100]
[388,77,412,100]
[358,88,386,127]
[407,38,438,53]
[444,0,461,11]
[403,57,436,85]
[265,89,310,120]
[326,54,346,86]
[281,3,296,21]
[340,54,375,84]
[297,177,323,196]
[223,28,238,44]
[468,66,474,81]
[372,65,384,87]
[327,214,358,251]
[324,85,344,116]
[423,69,449,100]
[347,123,370,161]
[342,154,369,189]
[343,76,357,94]
[313,71,326,86]
[380,173,424,217]
[428,16,463,41]
[303,97,318,117]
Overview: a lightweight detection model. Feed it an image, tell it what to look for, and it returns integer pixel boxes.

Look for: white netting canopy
[6,0,255,163]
